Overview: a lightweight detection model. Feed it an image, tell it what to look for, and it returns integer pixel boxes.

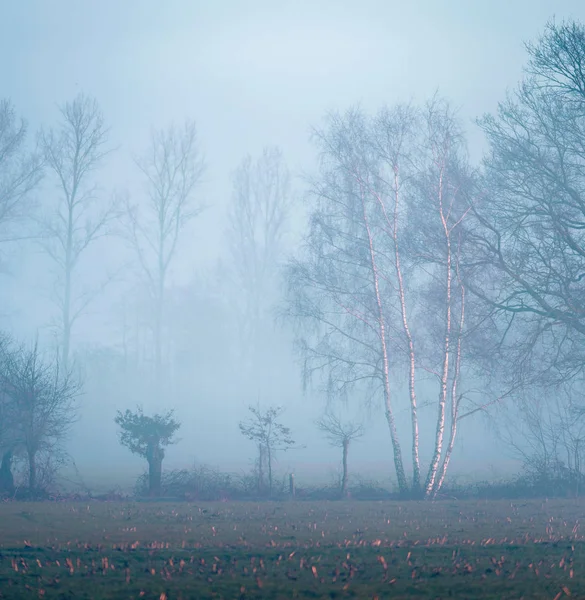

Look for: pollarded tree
[115,407,180,497]
[239,404,294,496]
[316,411,364,497]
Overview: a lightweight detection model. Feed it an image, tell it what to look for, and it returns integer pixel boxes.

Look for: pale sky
[1,0,583,488]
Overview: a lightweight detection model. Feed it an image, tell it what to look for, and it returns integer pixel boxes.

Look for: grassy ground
[0,498,583,598]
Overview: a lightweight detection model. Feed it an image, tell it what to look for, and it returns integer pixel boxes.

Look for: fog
[1,0,583,494]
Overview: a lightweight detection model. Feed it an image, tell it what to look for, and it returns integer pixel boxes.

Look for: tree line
[1,19,585,499]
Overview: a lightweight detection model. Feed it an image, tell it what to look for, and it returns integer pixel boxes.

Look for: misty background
[1,0,582,491]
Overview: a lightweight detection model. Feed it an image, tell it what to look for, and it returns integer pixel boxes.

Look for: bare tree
[40,94,114,369]
[284,99,472,498]
[239,404,295,496]
[226,146,292,366]
[125,121,205,400]
[497,384,585,497]
[0,337,81,490]
[316,411,364,497]
[0,99,43,250]
[467,20,585,388]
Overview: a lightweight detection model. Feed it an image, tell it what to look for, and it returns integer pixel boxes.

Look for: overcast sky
[1,0,584,487]
[5,0,584,181]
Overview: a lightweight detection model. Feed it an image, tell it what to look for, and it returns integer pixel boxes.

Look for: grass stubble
[0,498,583,599]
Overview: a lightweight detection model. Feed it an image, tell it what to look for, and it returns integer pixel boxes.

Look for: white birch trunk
[358,180,408,493]
[433,265,465,496]
[425,167,450,497]
[392,172,421,492]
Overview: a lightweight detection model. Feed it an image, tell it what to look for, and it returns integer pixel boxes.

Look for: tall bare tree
[40,94,114,369]
[226,146,292,365]
[316,411,364,497]
[284,99,472,497]
[125,121,205,399]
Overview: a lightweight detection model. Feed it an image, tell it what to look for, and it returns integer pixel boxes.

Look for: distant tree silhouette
[115,407,180,497]
[239,404,294,496]
[316,411,364,497]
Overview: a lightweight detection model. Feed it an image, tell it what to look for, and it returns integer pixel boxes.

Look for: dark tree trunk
[341,440,349,498]
[147,445,163,497]
[0,450,14,493]
[28,451,36,490]
[257,443,265,494]
[267,444,273,496]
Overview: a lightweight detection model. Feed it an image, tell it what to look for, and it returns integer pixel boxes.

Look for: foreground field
[0,499,583,598]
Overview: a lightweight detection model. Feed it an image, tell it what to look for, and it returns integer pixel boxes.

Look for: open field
[0,499,583,599]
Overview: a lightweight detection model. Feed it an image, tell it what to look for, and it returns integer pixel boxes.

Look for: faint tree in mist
[0,336,81,491]
[40,94,117,370]
[0,99,43,266]
[316,411,364,497]
[239,404,295,496]
[125,121,205,402]
[225,147,292,368]
[0,334,18,492]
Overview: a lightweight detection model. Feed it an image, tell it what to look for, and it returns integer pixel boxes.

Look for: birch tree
[396,102,470,497]
[40,94,114,369]
[125,121,205,398]
[285,99,472,497]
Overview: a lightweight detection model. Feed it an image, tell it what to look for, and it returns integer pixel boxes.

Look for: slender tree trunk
[121,301,128,373]
[391,173,420,493]
[257,443,265,494]
[62,206,74,371]
[341,439,349,498]
[28,450,36,490]
[433,268,465,497]
[357,180,408,494]
[267,444,273,496]
[425,169,450,497]
[153,224,168,406]
[154,289,163,395]
[0,450,14,493]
